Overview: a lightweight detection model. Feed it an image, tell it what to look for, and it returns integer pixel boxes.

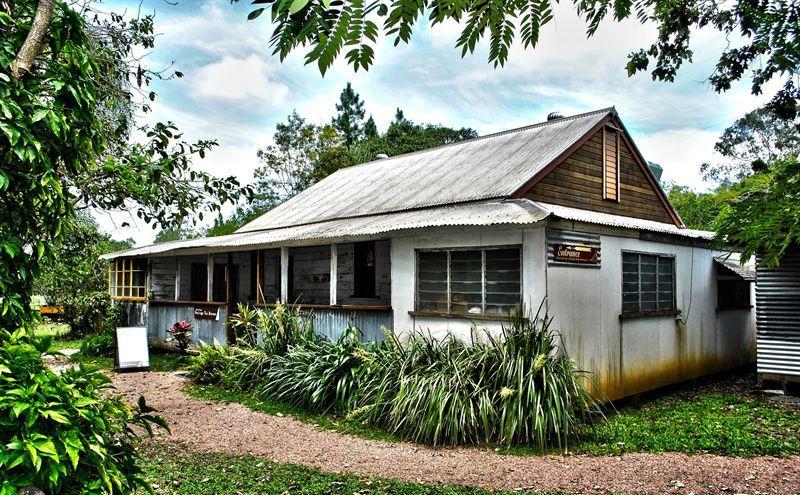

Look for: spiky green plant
[260,327,367,412]
[352,302,601,448]
[186,343,237,385]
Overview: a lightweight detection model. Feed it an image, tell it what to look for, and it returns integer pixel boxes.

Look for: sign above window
[547,230,601,268]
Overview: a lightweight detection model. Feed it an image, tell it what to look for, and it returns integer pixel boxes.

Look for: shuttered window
[622,252,675,314]
[416,247,521,316]
[108,258,147,301]
[603,127,619,201]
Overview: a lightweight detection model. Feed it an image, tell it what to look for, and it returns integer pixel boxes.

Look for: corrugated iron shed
[238,108,614,232]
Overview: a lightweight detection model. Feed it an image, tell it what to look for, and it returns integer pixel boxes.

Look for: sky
[97,0,772,245]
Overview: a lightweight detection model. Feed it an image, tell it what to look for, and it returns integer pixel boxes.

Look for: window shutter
[603,127,619,201]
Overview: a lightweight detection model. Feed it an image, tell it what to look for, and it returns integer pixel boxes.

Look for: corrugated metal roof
[101,198,711,260]
[237,108,613,232]
[101,199,551,259]
[540,202,715,239]
[715,258,757,281]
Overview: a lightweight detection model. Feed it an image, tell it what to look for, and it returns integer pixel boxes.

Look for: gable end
[516,122,681,226]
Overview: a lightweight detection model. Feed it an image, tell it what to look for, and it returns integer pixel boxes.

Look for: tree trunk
[10,0,55,80]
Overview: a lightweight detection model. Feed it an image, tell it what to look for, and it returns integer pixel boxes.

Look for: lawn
[139,442,526,495]
[189,370,800,458]
[573,388,800,457]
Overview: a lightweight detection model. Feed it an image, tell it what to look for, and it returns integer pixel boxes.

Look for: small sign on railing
[194,305,219,320]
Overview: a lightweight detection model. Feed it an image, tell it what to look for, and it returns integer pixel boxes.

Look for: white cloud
[190,55,289,106]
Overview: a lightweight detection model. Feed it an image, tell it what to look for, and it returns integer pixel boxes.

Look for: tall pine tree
[363,115,378,139]
[332,82,365,147]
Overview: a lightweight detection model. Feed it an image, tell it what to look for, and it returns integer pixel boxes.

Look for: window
[416,247,521,316]
[622,252,675,315]
[353,241,377,298]
[716,262,752,310]
[603,126,620,201]
[717,279,751,310]
[190,263,207,301]
[108,258,147,301]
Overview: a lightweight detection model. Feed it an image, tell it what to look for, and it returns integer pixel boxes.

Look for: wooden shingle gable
[512,113,683,227]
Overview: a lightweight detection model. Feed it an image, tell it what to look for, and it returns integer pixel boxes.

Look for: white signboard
[116,327,150,371]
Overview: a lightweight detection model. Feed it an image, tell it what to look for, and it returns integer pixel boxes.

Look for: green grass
[32,321,83,351]
[139,442,534,495]
[571,391,800,457]
[69,350,193,372]
[190,374,800,458]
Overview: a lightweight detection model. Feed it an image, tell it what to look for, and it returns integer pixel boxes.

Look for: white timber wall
[391,225,546,340]
[389,222,755,400]
[544,224,755,400]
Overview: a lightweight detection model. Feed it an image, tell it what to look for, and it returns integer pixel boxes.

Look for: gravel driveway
[114,371,800,495]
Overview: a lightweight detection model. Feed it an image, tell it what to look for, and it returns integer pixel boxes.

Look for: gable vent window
[603,126,620,201]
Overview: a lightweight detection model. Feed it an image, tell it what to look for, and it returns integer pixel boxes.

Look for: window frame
[716,269,752,311]
[620,250,678,319]
[413,245,522,318]
[108,258,148,302]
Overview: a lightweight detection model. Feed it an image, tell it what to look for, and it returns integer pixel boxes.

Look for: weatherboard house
[102,108,756,400]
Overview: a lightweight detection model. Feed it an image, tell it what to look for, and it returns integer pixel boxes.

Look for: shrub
[0,329,166,494]
[168,320,193,353]
[353,304,601,447]
[187,343,237,385]
[79,328,116,357]
[260,327,366,411]
[192,302,599,449]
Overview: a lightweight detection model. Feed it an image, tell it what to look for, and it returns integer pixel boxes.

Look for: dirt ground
[112,371,800,495]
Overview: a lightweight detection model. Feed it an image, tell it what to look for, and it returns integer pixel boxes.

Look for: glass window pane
[450,251,482,314]
[485,248,520,315]
[417,252,447,311]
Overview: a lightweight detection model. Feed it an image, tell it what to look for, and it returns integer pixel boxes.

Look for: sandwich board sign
[116,327,150,371]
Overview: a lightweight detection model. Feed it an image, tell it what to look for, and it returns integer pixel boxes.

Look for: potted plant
[168,320,193,353]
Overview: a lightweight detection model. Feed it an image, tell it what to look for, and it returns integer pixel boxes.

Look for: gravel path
[114,371,800,495]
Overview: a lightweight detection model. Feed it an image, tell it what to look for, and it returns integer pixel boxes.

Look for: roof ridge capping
[336,106,618,172]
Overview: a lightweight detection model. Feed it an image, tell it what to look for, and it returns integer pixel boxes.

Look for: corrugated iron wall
[756,245,800,381]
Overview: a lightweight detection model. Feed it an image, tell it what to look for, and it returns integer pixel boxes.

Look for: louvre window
[416,247,521,316]
[108,258,147,301]
[622,252,675,314]
[603,127,620,201]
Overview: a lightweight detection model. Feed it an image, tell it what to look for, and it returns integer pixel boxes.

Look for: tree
[1,1,250,329]
[236,0,798,119]
[665,183,734,230]
[714,157,800,267]
[253,111,351,208]
[33,214,131,336]
[332,82,366,147]
[701,106,800,183]
[363,115,378,139]
[349,109,478,163]
[154,224,200,244]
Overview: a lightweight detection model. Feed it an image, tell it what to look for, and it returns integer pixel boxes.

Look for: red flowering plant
[168,320,193,353]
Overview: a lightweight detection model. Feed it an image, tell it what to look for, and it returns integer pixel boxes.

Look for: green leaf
[247,8,265,19]
[289,0,309,14]
[31,108,49,123]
